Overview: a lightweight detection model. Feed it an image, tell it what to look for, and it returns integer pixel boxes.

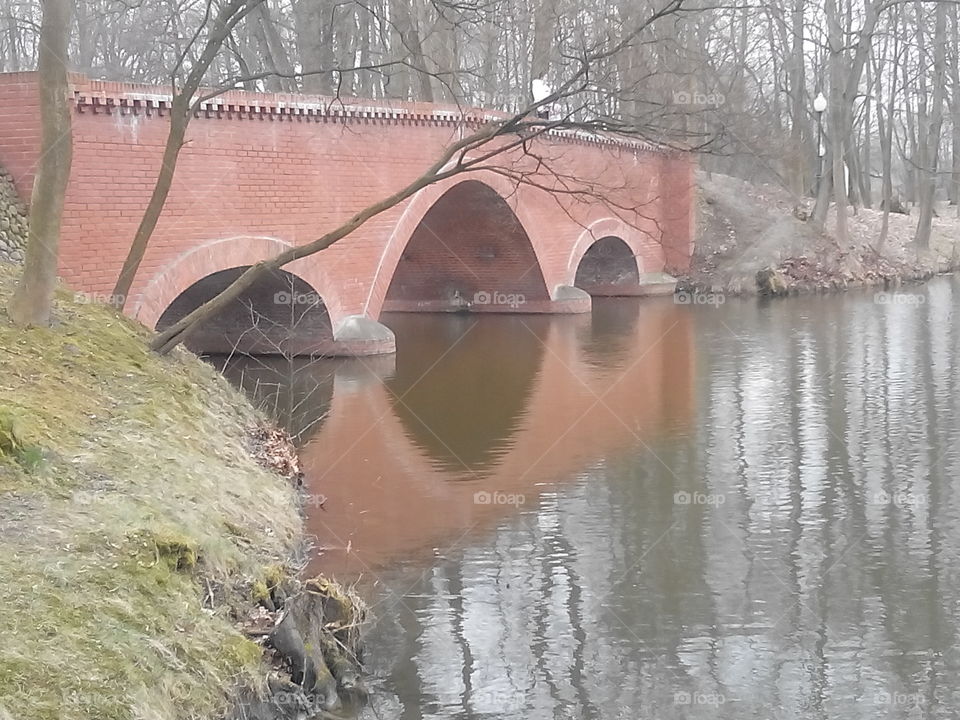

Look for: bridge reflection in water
[282,298,695,577]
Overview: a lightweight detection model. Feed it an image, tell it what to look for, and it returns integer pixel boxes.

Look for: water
[222,279,960,719]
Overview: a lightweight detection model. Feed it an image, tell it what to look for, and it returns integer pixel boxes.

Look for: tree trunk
[916,2,947,249]
[861,60,872,208]
[874,14,899,250]
[826,0,847,245]
[251,1,296,92]
[293,0,335,94]
[433,6,460,102]
[8,0,73,327]
[530,0,556,98]
[813,149,834,227]
[787,0,808,196]
[388,0,433,101]
[950,4,960,211]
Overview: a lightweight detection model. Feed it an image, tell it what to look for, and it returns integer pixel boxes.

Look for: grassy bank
[0,263,304,720]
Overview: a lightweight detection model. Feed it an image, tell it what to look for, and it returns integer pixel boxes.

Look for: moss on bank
[0,263,305,720]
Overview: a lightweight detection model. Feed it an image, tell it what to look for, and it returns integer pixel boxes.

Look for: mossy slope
[0,264,302,720]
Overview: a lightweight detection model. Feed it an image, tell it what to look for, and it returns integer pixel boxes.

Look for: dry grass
[0,263,303,720]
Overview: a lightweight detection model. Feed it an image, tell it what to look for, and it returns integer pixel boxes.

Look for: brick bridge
[0,72,695,355]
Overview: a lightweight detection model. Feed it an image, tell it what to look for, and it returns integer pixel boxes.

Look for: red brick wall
[0,73,696,335]
[0,73,42,200]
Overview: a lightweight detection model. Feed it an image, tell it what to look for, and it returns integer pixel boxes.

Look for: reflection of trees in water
[382,313,551,474]
[211,354,337,444]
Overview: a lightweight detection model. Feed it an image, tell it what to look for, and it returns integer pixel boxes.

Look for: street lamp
[813,92,827,193]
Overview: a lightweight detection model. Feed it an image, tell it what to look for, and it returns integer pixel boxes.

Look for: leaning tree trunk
[7,0,73,328]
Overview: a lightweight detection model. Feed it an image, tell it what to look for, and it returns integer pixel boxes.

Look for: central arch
[381,179,551,313]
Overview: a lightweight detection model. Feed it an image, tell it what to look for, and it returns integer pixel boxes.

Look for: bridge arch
[133,236,344,356]
[367,173,588,317]
[566,218,667,296]
[574,236,640,295]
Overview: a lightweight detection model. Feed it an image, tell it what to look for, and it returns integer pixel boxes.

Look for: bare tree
[7,0,72,327]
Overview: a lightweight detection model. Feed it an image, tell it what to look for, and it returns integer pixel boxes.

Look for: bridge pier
[331,316,396,356]
[551,285,592,313]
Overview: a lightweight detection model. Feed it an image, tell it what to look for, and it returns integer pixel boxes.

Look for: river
[217,278,960,719]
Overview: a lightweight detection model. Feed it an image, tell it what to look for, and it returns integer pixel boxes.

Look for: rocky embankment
[0,262,365,720]
[0,168,27,264]
[681,171,960,296]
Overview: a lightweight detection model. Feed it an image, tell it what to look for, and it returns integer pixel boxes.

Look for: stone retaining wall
[0,166,26,264]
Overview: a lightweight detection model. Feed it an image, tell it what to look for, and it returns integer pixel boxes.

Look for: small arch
[573,236,640,296]
[131,235,344,332]
[381,179,551,313]
[566,217,666,286]
[155,266,335,357]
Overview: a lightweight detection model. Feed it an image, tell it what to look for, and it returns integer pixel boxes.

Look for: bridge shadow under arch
[382,313,551,473]
[574,235,640,296]
[156,266,335,356]
[382,180,552,313]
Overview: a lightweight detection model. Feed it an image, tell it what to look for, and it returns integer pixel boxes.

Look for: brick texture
[0,73,695,354]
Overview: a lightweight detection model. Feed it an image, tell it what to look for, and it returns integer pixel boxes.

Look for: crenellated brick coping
[57,74,671,155]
